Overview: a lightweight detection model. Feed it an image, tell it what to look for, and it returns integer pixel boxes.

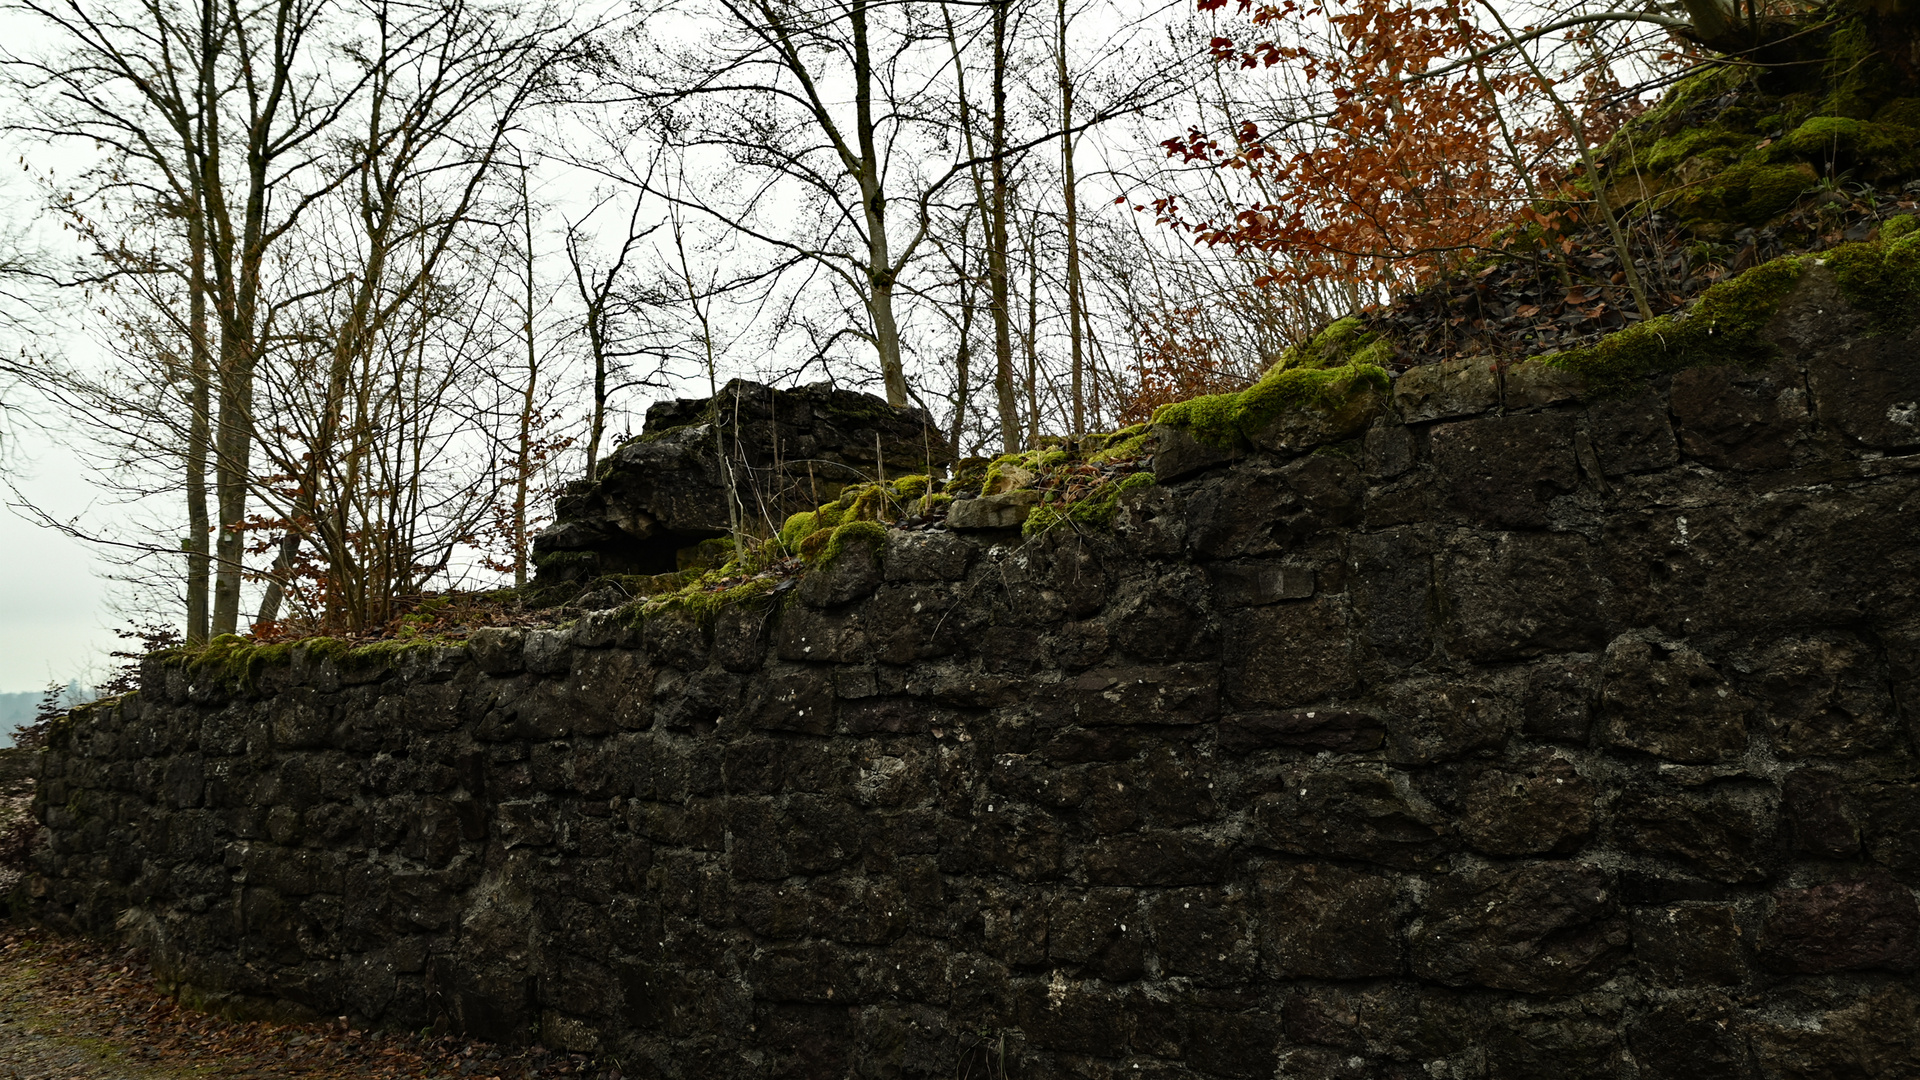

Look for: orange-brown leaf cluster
[1163,0,1585,288]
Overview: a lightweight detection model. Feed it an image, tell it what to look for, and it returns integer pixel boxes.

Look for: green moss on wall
[1821,232,1920,329]
[821,519,888,563]
[1021,471,1157,538]
[1543,251,1807,394]
[1153,361,1390,449]
[1084,424,1152,464]
[156,632,457,693]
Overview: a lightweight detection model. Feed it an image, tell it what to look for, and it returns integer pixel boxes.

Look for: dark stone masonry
[18,267,1920,1077]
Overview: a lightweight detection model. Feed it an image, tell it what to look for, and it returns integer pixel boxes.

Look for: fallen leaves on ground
[0,928,613,1079]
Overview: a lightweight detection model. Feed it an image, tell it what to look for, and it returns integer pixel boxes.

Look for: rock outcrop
[532,380,947,582]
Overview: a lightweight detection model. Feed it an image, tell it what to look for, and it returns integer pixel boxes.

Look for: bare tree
[565,187,666,481]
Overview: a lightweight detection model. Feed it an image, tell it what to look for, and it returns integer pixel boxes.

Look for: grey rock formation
[533,379,947,581]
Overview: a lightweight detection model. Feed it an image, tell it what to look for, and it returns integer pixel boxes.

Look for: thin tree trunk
[952,291,974,459]
[988,0,1018,454]
[850,0,909,407]
[1056,0,1087,439]
[209,339,253,636]
[1022,208,1040,447]
[184,194,212,645]
[586,305,608,479]
[513,169,538,588]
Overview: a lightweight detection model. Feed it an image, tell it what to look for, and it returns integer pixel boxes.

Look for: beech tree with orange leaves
[1155,0,1676,292]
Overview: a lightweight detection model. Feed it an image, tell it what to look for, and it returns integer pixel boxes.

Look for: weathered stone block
[1147,887,1257,984]
[1586,387,1678,474]
[1461,752,1595,856]
[797,541,882,607]
[747,668,835,735]
[1409,862,1627,994]
[1245,384,1384,455]
[1377,675,1516,765]
[1394,355,1501,423]
[1348,526,1433,665]
[1747,986,1920,1080]
[467,628,526,674]
[1084,831,1233,887]
[1503,358,1585,409]
[946,490,1041,530]
[1045,664,1218,727]
[1186,470,1293,560]
[1522,657,1597,743]
[1670,360,1805,470]
[1105,569,1213,662]
[1749,633,1900,757]
[1216,709,1383,754]
[1440,530,1604,660]
[1363,419,1416,482]
[1251,764,1451,869]
[883,531,974,581]
[1209,561,1315,608]
[1761,869,1920,973]
[1782,768,1863,859]
[1430,413,1579,528]
[1152,423,1244,482]
[1221,598,1355,707]
[1256,863,1399,978]
[1807,325,1920,449]
[1599,638,1751,763]
[1629,903,1748,988]
[1614,782,1779,883]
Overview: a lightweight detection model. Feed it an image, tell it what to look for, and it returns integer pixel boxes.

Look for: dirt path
[0,933,207,1080]
[0,929,610,1080]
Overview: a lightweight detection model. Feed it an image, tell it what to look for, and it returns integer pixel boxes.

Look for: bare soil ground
[0,929,613,1079]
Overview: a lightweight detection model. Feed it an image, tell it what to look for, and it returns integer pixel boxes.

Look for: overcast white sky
[0,4,129,692]
[1,424,115,693]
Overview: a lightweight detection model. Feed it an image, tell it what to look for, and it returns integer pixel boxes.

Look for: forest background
[0,0,1719,709]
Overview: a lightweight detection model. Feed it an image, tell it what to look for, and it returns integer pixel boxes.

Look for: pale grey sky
[1,441,115,692]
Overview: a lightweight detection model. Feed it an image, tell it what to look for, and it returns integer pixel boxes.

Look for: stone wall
[19,269,1920,1078]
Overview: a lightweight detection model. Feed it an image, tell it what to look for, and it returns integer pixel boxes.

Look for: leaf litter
[0,929,616,1080]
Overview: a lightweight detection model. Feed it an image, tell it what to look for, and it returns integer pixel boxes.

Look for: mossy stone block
[1152,422,1245,482]
[468,628,527,675]
[798,541,882,608]
[1244,382,1384,454]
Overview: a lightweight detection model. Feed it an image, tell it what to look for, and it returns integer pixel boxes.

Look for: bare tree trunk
[848,0,910,407]
[988,0,1018,454]
[567,196,649,482]
[1056,0,1087,439]
[952,295,974,459]
[184,193,212,644]
[512,166,539,588]
[1022,207,1041,447]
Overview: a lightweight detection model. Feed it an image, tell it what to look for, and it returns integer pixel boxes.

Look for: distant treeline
[0,683,91,748]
